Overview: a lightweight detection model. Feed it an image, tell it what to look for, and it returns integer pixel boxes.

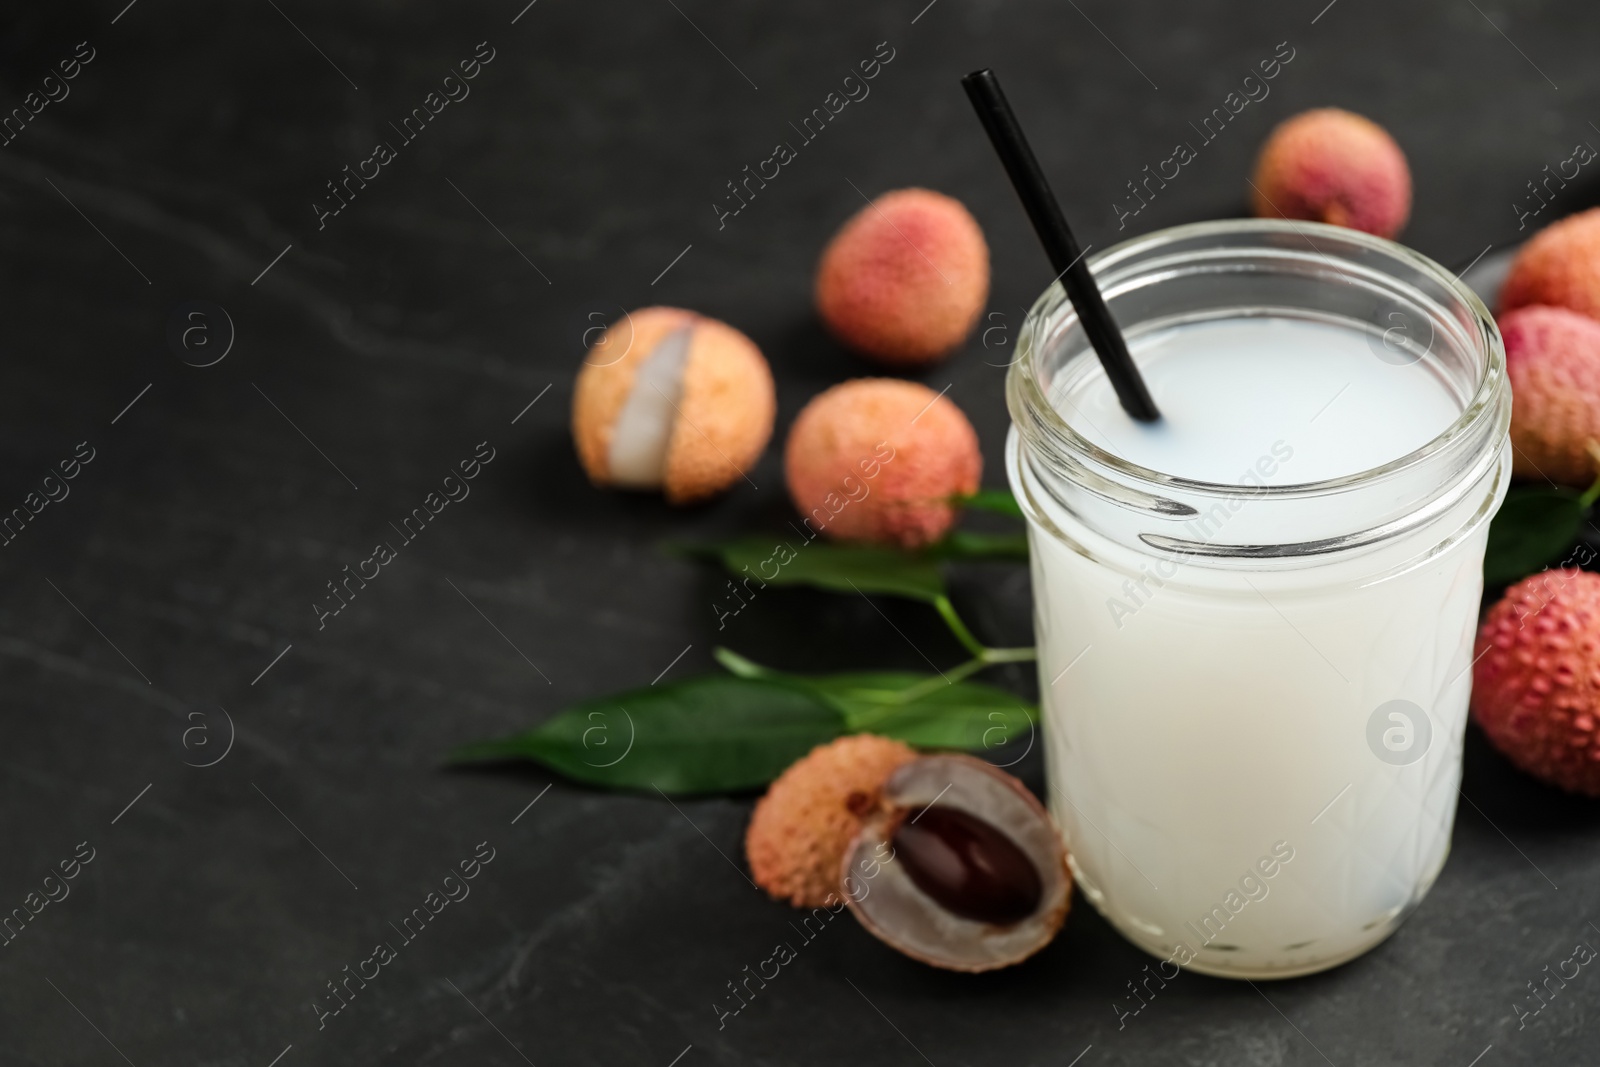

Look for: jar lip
[1012,218,1505,498]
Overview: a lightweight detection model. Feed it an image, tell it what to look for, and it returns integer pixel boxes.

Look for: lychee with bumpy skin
[1472,569,1600,796]
[1502,208,1600,322]
[815,188,989,366]
[1250,109,1411,238]
[785,378,982,549]
[746,734,917,908]
[572,307,775,504]
[1499,305,1600,485]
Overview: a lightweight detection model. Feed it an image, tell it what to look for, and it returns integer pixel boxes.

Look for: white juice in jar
[1017,313,1501,978]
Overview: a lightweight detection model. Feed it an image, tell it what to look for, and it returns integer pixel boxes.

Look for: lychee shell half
[785,378,981,549]
[1472,569,1600,796]
[745,734,917,909]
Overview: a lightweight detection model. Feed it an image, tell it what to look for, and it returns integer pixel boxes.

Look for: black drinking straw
[961,68,1161,422]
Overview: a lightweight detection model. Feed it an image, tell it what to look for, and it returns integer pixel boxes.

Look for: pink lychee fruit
[1250,108,1411,238]
[1472,569,1600,796]
[785,378,981,549]
[815,188,989,367]
[1500,304,1600,486]
[1502,208,1600,323]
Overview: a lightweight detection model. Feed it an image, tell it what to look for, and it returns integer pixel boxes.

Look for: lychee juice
[1010,293,1510,978]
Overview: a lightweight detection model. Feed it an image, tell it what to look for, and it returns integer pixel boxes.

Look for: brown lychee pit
[841,754,1070,972]
[892,805,1043,925]
[607,326,691,487]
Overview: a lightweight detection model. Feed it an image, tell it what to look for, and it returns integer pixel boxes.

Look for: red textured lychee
[1502,208,1600,322]
[1499,305,1600,485]
[745,734,917,908]
[1472,569,1600,796]
[785,379,982,549]
[1250,108,1411,238]
[815,188,989,367]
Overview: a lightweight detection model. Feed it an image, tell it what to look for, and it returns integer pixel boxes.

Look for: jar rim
[1010,218,1505,499]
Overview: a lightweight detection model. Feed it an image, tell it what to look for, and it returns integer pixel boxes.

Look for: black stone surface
[1,1,1597,1064]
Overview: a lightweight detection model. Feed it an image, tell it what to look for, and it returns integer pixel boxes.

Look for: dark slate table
[1,1,1596,1064]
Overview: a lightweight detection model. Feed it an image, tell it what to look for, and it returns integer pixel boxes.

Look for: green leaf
[682,536,947,603]
[713,649,1036,752]
[957,489,1024,519]
[449,675,845,795]
[808,672,1037,750]
[928,530,1029,561]
[1484,487,1585,587]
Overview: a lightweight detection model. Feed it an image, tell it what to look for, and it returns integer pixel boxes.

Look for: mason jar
[1006,219,1510,978]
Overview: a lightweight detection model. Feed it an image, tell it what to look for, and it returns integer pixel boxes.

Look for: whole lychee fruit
[1472,569,1600,796]
[1502,208,1600,322]
[785,379,982,549]
[815,188,989,366]
[1250,108,1411,238]
[746,734,917,908]
[1500,305,1600,485]
[572,307,775,504]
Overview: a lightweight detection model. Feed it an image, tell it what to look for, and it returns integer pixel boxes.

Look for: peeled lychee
[785,379,982,549]
[1500,305,1600,485]
[815,188,989,366]
[572,307,775,504]
[745,734,917,908]
[1472,569,1600,796]
[1250,108,1411,238]
[1502,208,1600,322]
[843,754,1071,972]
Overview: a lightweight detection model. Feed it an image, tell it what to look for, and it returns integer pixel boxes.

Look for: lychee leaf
[682,536,947,602]
[1484,487,1585,587]
[448,675,845,795]
[714,649,1037,753]
[956,489,1024,519]
[806,672,1038,752]
[927,530,1029,560]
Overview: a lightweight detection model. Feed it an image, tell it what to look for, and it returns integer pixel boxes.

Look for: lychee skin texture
[785,379,982,549]
[1472,569,1600,796]
[1250,109,1411,238]
[746,735,918,909]
[1499,305,1600,486]
[815,188,989,367]
[571,306,775,504]
[1502,208,1600,323]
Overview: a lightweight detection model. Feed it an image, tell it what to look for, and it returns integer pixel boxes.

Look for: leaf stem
[890,658,989,705]
[1580,451,1600,509]
[933,594,1038,665]
[980,646,1037,664]
[933,594,991,659]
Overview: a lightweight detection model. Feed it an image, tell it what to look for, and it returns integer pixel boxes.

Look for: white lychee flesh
[607,326,691,487]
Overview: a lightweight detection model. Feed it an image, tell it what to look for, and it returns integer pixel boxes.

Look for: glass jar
[1006,219,1510,978]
